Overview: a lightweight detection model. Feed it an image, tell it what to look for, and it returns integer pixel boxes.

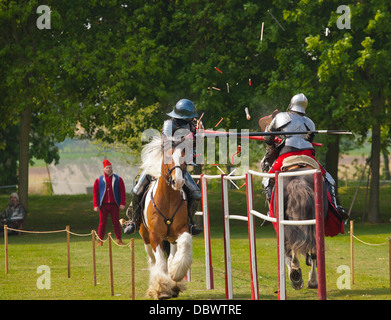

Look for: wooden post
[4,225,8,274]
[131,238,135,300]
[389,237,391,292]
[66,225,71,278]
[350,220,354,286]
[92,230,97,286]
[108,233,114,296]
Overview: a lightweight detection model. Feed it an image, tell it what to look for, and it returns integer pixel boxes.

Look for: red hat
[103,159,112,168]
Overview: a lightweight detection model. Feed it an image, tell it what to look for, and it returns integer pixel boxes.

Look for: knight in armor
[261,93,347,219]
[122,99,203,236]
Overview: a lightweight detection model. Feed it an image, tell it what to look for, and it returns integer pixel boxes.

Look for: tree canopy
[0,0,390,221]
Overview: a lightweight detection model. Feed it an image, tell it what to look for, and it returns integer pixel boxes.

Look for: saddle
[280,155,320,172]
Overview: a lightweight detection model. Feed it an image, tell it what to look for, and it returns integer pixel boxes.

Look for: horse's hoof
[171,282,185,298]
[158,292,172,300]
[172,288,180,298]
[290,269,304,290]
[307,281,318,289]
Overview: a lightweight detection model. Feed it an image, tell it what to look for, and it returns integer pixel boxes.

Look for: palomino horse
[138,135,192,300]
[277,157,328,290]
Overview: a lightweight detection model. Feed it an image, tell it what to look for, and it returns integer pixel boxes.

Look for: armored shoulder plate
[162,119,192,137]
[268,112,292,130]
[303,116,315,131]
[162,120,174,137]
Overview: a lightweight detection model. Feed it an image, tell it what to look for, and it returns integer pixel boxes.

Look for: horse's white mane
[140,136,163,178]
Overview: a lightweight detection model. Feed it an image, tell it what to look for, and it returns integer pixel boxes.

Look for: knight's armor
[123,99,202,235]
[267,112,315,150]
[260,93,347,220]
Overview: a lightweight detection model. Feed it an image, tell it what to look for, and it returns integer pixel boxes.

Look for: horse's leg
[166,232,192,297]
[167,243,177,272]
[147,234,177,300]
[168,243,182,298]
[288,249,304,290]
[168,232,192,282]
[144,243,155,266]
[307,250,318,289]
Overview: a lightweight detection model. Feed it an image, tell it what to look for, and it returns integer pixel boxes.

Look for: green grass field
[0,185,390,300]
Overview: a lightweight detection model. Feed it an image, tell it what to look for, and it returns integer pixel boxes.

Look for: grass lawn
[0,184,390,300]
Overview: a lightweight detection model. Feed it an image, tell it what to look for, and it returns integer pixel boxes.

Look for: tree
[305,1,391,222]
[0,1,73,208]
[268,0,391,222]
[2,0,389,223]
[0,1,163,208]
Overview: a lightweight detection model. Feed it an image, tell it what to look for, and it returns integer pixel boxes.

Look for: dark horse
[281,168,328,290]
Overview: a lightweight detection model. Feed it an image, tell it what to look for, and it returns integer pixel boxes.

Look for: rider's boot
[122,196,141,235]
[183,171,202,236]
[121,171,151,234]
[187,196,202,235]
[327,180,349,220]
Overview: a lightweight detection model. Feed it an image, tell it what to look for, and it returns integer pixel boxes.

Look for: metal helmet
[287,93,308,114]
[167,99,198,120]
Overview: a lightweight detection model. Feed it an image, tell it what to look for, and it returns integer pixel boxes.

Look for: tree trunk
[18,107,32,212]
[367,98,382,223]
[325,135,340,190]
[382,150,390,180]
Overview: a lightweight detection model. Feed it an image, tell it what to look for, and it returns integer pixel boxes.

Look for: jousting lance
[198,129,352,137]
[195,129,352,147]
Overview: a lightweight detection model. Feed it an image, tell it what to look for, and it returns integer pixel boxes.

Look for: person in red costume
[93,159,126,246]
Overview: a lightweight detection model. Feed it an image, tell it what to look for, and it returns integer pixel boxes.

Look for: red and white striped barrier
[200,173,221,290]
[221,173,247,299]
[190,173,219,290]
[246,169,326,300]
[193,168,326,300]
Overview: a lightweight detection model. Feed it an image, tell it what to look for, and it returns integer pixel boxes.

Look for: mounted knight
[260,93,348,236]
[122,98,202,236]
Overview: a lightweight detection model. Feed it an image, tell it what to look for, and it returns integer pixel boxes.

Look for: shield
[258,109,280,131]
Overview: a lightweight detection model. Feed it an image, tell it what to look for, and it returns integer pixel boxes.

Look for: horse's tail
[284,177,316,256]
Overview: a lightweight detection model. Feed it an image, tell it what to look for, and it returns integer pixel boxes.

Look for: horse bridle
[161,164,186,187]
[161,137,187,187]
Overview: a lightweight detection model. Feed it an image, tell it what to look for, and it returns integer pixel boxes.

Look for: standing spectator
[93,159,126,246]
[0,192,26,235]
